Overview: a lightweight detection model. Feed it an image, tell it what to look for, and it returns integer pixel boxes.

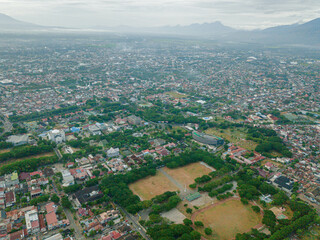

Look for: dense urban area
[0,33,319,240]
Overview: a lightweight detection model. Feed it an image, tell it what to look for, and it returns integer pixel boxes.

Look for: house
[46,211,59,230]
[5,191,16,207]
[265,162,275,170]
[19,172,31,182]
[9,229,25,240]
[97,210,119,225]
[38,214,46,232]
[127,115,142,125]
[46,202,57,213]
[25,209,40,234]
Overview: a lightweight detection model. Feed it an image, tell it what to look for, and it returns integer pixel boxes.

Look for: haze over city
[1,0,320,29]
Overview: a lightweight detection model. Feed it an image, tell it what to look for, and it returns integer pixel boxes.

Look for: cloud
[0,0,319,29]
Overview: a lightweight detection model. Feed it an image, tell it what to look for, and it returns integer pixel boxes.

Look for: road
[117,204,151,240]
[54,148,63,159]
[64,208,85,240]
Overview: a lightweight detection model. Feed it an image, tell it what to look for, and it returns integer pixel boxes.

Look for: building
[5,172,19,188]
[62,170,74,187]
[6,135,29,146]
[48,129,65,144]
[88,125,102,135]
[127,115,142,125]
[5,191,16,207]
[192,131,224,146]
[25,209,40,234]
[274,176,294,193]
[73,186,103,207]
[46,211,59,230]
[107,147,120,158]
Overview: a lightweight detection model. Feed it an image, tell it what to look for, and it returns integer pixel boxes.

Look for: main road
[116,204,151,240]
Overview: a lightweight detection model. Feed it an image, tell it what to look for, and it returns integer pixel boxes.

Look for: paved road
[117,204,151,240]
[64,208,85,240]
[54,148,63,159]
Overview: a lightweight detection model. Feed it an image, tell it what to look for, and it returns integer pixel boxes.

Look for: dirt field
[194,199,262,240]
[129,171,179,200]
[205,128,258,151]
[163,162,213,188]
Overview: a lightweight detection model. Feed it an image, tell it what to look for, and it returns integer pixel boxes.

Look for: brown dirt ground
[163,162,213,188]
[129,171,179,200]
[194,198,262,240]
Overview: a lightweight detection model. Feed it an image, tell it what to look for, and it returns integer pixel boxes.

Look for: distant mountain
[229,18,320,45]
[154,21,236,36]
[95,21,236,37]
[0,13,43,31]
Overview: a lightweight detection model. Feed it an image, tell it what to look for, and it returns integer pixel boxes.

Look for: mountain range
[0,13,319,45]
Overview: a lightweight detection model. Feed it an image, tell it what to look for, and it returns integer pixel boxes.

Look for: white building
[48,129,65,144]
[107,147,120,158]
[62,170,74,187]
[25,209,40,234]
[6,135,29,146]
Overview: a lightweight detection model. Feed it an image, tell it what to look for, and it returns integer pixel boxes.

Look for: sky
[0,0,319,29]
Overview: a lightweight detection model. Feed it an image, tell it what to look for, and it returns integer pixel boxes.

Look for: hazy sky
[1,0,320,29]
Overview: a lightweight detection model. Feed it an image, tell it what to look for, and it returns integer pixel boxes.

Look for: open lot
[163,162,214,188]
[205,127,258,151]
[129,171,179,200]
[193,198,262,240]
[165,91,187,98]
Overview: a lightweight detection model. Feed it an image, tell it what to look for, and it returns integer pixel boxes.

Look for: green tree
[204,227,213,235]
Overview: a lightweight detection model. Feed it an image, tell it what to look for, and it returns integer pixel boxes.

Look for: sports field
[129,171,179,200]
[163,162,213,187]
[194,199,262,240]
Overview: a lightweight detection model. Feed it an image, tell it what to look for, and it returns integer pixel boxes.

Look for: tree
[61,196,72,209]
[252,205,260,213]
[183,218,193,226]
[51,194,60,204]
[190,231,201,240]
[194,221,204,227]
[262,210,277,229]
[204,227,213,235]
[186,208,193,214]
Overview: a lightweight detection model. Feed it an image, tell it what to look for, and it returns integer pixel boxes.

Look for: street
[117,204,151,240]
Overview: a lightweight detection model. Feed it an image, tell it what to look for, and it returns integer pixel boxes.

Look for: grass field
[163,162,214,188]
[205,128,258,151]
[129,171,179,200]
[165,91,187,98]
[194,199,262,240]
